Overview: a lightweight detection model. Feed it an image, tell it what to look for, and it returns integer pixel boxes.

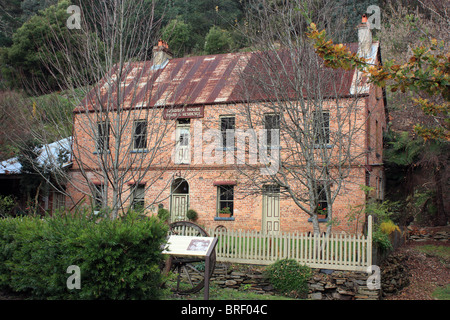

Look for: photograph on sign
[187,239,211,252]
[162,235,215,257]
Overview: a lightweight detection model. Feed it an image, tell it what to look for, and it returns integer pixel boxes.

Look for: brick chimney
[152,39,172,69]
[357,14,372,58]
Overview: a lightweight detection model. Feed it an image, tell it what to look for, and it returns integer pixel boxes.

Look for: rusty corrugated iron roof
[74,42,377,113]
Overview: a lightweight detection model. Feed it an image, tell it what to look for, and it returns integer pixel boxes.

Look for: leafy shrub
[348,186,403,252]
[0,217,20,289]
[204,26,233,54]
[157,208,170,222]
[0,195,15,218]
[162,19,193,57]
[186,209,198,221]
[0,211,168,299]
[380,220,400,235]
[265,259,312,297]
[372,229,393,252]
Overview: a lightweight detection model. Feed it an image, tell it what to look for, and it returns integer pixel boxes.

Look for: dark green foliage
[162,0,243,38]
[383,130,448,226]
[330,0,381,43]
[156,0,244,55]
[372,229,393,252]
[384,131,423,166]
[186,209,198,221]
[265,259,312,297]
[0,212,168,299]
[17,139,46,205]
[162,19,193,58]
[1,1,70,91]
[20,0,58,19]
[0,0,24,47]
[0,195,16,218]
[157,208,170,222]
[1,0,102,93]
[204,26,233,55]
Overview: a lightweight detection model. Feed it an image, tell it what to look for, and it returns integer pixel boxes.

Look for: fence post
[367,215,373,269]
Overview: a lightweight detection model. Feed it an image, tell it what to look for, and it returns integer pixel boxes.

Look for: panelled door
[170,178,189,222]
[170,194,189,221]
[262,186,280,234]
[175,123,190,164]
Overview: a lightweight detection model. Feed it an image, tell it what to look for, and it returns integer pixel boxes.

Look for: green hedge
[0,212,168,299]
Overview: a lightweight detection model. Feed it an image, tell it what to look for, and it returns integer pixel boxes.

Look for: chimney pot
[357,14,372,58]
[152,39,172,68]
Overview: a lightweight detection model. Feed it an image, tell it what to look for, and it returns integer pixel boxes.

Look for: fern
[384,131,423,166]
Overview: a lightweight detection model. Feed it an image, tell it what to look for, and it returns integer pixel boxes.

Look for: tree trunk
[311,214,321,235]
[433,165,447,226]
[34,181,43,215]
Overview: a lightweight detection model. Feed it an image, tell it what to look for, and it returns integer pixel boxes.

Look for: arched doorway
[170,178,189,221]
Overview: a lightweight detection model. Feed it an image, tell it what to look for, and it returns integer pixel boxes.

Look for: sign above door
[163,106,204,120]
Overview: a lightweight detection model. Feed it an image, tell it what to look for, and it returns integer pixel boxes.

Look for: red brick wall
[68,93,384,234]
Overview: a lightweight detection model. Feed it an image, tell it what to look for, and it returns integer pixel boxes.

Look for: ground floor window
[316,184,328,218]
[52,191,65,212]
[217,185,234,216]
[93,184,105,211]
[131,185,145,211]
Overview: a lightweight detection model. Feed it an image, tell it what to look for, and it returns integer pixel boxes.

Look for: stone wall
[210,264,275,295]
[408,227,449,242]
[210,263,381,300]
[372,228,407,266]
[379,251,410,297]
[307,269,380,300]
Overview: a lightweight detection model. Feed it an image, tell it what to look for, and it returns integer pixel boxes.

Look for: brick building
[67,19,386,234]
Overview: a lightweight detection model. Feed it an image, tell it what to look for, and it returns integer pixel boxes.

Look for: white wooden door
[262,186,280,234]
[170,194,189,221]
[175,125,190,164]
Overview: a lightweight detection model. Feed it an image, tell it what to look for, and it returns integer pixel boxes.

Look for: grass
[415,245,450,263]
[432,284,450,300]
[162,283,296,300]
[414,244,450,300]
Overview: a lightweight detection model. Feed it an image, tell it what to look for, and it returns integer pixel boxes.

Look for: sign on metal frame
[163,235,218,300]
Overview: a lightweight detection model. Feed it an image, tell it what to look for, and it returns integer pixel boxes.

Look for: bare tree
[10,0,196,219]
[232,0,376,235]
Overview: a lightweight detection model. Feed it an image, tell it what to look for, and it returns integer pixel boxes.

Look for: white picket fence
[205,216,373,272]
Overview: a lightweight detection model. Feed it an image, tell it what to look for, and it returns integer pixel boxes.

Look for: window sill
[313,144,333,149]
[308,218,328,223]
[214,217,235,221]
[131,149,149,153]
[93,150,110,154]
